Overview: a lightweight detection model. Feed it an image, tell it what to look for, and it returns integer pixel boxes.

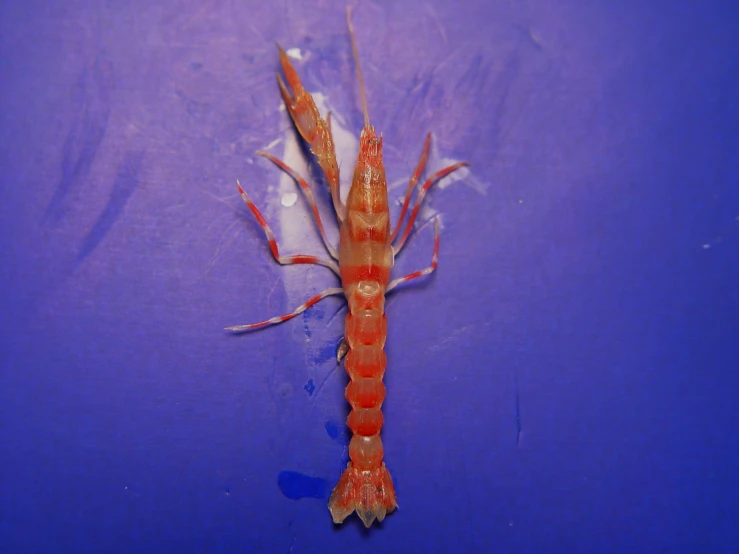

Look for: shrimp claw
[276,45,344,221]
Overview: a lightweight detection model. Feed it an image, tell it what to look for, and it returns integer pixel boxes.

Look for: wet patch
[312,341,339,365]
[324,420,349,445]
[277,470,330,500]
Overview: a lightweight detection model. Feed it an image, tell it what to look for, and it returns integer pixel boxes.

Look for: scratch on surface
[514,365,522,447]
[429,324,475,352]
[198,190,246,271]
[249,23,266,43]
[523,25,544,50]
[204,218,243,276]
[162,202,188,212]
[264,277,281,308]
[425,4,448,44]
[201,189,241,212]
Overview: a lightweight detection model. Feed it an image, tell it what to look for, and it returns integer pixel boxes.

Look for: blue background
[1,0,738,552]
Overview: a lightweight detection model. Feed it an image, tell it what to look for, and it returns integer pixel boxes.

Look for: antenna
[347,5,370,127]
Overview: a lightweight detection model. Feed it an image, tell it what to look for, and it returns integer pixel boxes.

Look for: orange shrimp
[227,7,469,528]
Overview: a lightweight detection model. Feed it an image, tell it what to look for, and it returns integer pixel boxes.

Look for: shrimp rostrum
[227,7,468,528]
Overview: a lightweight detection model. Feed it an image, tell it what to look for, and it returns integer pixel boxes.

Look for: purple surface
[1,0,738,552]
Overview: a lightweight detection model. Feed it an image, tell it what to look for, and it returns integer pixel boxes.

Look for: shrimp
[227,6,469,528]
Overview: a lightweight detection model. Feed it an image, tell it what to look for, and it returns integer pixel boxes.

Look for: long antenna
[347,5,370,127]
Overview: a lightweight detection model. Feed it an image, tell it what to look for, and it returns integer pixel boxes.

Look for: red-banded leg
[236,180,339,275]
[226,287,344,332]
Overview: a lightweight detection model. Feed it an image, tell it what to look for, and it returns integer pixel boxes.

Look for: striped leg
[226,287,344,332]
[236,180,339,275]
[256,151,339,259]
[392,161,469,256]
[386,217,440,293]
[391,133,431,242]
